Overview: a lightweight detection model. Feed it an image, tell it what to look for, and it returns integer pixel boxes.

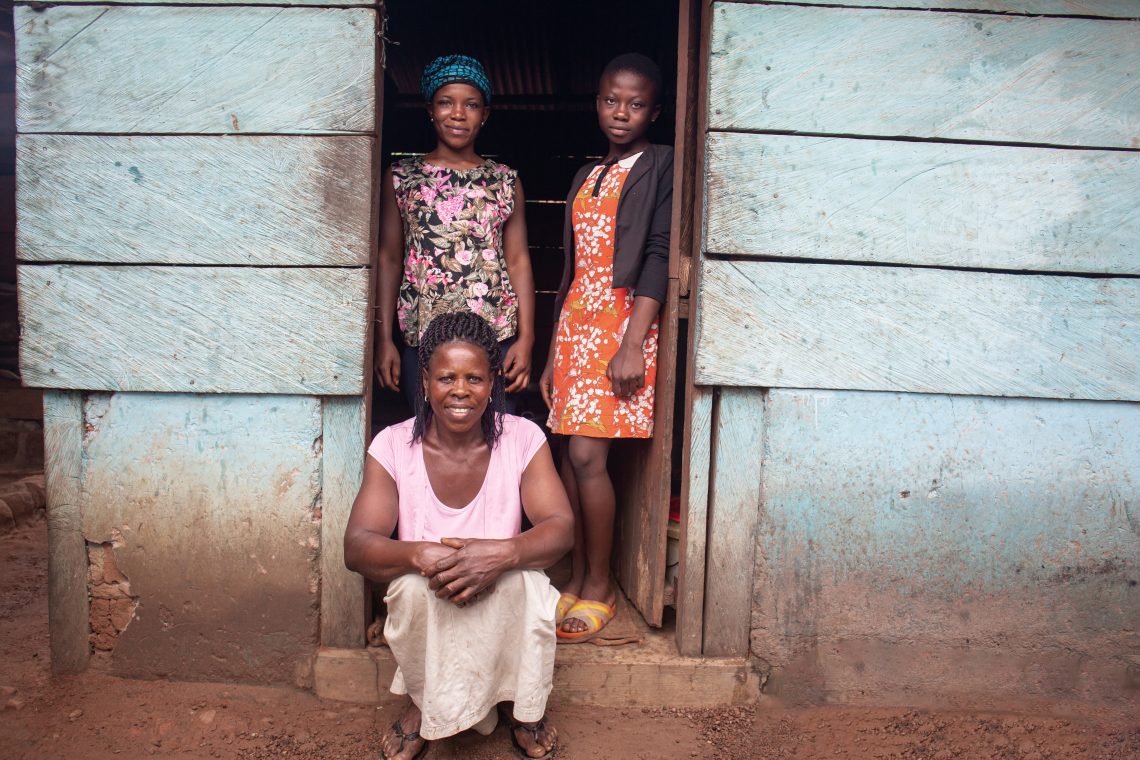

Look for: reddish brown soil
[2,519,1137,759]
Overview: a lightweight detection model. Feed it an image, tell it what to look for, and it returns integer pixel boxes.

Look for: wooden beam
[695,260,1140,401]
[320,396,368,648]
[707,4,1140,148]
[675,0,716,656]
[16,6,376,134]
[18,265,369,395]
[668,0,704,293]
[676,386,712,656]
[17,135,373,266]
[703,388,764,657]
[704,132,1140,275]
[42,390,89,674]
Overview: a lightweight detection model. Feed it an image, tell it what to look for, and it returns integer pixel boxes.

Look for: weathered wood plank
[17,135,373,266]
[703,388,764,657]
[321,395,368,648]
[16,6,375,134]
[734,0,1140,18]
[676,386,712,657]
[705,132,1140,274]
[669,0,703,291]
[45,0,369,5]
[79,393,323,682]
[42,390,89,675]
[708,4,1140,148]
[695,261,1140,400]
[18,265,368,394]
[754,388,1140,702]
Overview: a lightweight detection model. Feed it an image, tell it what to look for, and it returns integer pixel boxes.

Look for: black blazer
[554,144,674,317]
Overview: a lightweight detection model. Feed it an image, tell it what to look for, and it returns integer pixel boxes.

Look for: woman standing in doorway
[375,55,536,408]
[539,54,673,641]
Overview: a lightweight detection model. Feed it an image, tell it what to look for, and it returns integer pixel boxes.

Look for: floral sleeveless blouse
[391,157,519,346]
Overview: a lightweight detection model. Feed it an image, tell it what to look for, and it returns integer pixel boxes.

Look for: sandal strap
[563,600,616,629]
[508,717,546,740]
[391,719,421,743]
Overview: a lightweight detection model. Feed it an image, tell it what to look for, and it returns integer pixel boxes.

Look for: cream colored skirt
[383,570,560,740]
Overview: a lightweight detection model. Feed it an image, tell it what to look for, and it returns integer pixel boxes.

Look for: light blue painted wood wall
[689,0,1140,702]
[17,1,377,675]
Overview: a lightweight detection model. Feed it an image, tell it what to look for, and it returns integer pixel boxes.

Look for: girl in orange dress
[539,54,673,641]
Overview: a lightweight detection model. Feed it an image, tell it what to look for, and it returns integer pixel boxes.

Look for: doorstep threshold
[314,630,762,707]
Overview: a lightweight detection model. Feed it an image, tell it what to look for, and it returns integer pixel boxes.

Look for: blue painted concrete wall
[755,389,1138,702]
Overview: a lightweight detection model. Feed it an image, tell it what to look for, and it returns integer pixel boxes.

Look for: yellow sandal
[556,599,616,643]
[555,593,578,626]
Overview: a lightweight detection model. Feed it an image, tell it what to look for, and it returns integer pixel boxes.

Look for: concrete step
[313,628,764,707]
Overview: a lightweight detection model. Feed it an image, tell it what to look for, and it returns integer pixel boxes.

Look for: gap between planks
[700,253,1140,280]
[716,1,1140,22]
[707,128,1140,154]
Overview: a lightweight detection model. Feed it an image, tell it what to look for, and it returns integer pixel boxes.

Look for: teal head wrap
[421,54,492,104]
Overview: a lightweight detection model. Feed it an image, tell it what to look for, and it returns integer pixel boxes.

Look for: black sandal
[380,719,428,760]
[506,716,557,759]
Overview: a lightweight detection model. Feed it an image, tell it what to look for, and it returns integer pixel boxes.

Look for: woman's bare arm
[607,294,661,397]
[343,457,454,582]
[501,178,536,392]
[374,166,405,391]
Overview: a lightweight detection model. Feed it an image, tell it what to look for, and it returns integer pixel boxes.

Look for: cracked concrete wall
[87,541,138,652]
[79,392,323,683]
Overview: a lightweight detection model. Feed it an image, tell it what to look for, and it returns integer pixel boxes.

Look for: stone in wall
[0,474,45,535]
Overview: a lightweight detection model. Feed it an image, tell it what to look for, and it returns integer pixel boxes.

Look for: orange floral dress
[548,154,658,438]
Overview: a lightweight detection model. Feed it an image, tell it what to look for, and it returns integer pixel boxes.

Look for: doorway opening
[370,0,696,640]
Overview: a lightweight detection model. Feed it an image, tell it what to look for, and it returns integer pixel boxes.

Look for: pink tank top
[367,415,548,542]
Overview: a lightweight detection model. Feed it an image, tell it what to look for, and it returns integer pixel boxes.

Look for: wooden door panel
[613,281,681,627]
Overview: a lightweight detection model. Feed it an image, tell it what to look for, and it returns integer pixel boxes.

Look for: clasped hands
[416,537,512,608]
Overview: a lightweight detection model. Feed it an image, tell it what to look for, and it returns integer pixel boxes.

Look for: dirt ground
[2,518,1137,760]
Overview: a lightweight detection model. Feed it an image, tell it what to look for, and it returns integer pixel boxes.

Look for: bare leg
[558,450,586,599]
[560,435,616,634]
[379,700,425,760]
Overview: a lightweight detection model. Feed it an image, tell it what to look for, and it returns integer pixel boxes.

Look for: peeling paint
[86,540,139,654]
[78,393,323,683]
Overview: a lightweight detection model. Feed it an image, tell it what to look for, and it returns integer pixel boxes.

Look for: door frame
[612,0,708,632]
[673,0,712,656]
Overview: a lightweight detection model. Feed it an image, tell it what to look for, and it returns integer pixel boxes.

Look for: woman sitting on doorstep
[345,311,572,760]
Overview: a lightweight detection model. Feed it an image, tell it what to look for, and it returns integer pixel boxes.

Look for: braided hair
[412,311,506,447]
